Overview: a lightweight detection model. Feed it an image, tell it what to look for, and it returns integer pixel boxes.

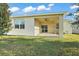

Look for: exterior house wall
[72,24,79,33]
[7,18,35,36]
[34,17,59,36]
[72,29,79,33]
[34,19,40,36]
[63,20,72,34]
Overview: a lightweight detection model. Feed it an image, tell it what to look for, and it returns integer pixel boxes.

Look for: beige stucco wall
[7,18,35,36]
[63,20,72,34]
[34,19,40,36]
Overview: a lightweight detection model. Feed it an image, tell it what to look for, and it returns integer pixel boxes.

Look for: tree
[72,3,79,29]
[0,3,11,35]
[67,3,79,29]
[67,3,79,20]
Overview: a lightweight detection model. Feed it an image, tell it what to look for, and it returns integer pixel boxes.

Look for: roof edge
[10,12,65,18]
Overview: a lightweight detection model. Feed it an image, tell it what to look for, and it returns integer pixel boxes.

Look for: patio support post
[59,15,63,38]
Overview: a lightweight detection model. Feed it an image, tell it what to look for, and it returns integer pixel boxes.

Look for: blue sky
[8,3,78,20]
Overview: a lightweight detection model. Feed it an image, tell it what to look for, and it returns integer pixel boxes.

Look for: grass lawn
[0,34,79,56]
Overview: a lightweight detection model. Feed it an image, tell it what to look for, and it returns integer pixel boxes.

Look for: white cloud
[9,4,54,14]
[23,6,36,13]
[8,7,20,12]
[37,5,46,11]
[48,4,54,7]
[37,4,54,11]
[70,5,79,9]
[44,7,51,10]
[37,5,52,11]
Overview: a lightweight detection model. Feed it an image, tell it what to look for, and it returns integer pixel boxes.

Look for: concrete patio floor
[38,33,59,37]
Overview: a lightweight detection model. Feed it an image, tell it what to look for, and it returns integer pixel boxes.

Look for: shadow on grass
[0,38,79,56]
[72,34,79,35]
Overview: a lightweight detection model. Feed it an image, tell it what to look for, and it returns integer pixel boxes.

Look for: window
[14,20,25,29]
[20,23,25,29]
[41,25,48,33]
[15,24,19,29]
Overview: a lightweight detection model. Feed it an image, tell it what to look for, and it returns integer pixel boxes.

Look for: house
[7,13,68,38]
[63,20,72,34]
[72,20,79,34]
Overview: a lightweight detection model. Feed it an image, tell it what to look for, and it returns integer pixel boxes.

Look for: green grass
[0,34,79,56]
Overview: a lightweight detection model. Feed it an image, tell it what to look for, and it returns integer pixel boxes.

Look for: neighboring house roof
[10,12,65,18]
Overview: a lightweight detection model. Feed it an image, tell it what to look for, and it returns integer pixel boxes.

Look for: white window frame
[14,19,25,29]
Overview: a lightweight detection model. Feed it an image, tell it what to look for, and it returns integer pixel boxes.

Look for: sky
[8,3,79,20]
